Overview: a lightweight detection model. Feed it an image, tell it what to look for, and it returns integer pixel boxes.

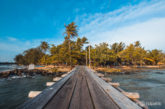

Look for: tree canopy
[14,22,165,66]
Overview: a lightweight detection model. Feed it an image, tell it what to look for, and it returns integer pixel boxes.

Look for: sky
[0,0,165,62]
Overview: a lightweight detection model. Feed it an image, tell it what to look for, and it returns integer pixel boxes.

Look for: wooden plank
[116,86,147,108]
[109,82,120,87]
[18,67,77,109]
[85,67,142,109]
[101,77,112,82]
[133,99,148,109]
[61,73,68,77]
[46,82,55,86]
[85,68,120,109]
[96,73,104,77]
[28,91,41,98]
[69,69,94,109]
[19,66,144,109]
[122,92,140,100]
[44,72,78,109]
[53,77,62,81]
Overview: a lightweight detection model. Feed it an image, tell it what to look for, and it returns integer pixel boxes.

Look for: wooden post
[89,45,91,68]
[61,74,67,77]
[46,82,55,86]
[53,77,62,82]
[122,92,140,100]
[96,73,104,77]
[86,49,88,66]
[28,91,41,98]
[101,77,112,82]
[109,82,120,87]
[116,87,140,100]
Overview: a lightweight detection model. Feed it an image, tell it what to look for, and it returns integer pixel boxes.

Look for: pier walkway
[19,66,143,109]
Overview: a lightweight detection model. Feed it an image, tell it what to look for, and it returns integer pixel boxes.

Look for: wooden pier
[18,66,146,109]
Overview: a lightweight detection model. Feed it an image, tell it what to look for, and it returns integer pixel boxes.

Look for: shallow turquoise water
[109,69,165,109]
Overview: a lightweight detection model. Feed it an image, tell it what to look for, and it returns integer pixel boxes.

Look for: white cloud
[77,0,165,50]
[7,36,17,41]
[0,37,63,61]
[88,18,165,49]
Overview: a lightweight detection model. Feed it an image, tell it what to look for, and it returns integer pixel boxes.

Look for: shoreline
[94,65,165,74]
[1,65,165,78]
[0,65,71,78]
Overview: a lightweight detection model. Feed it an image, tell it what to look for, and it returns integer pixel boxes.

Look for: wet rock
[0,68,62,78]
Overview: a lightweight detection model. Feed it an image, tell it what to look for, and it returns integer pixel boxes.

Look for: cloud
[0,36,63,62]
[88,18,165,49]
[76,0,165,50]
[7,36,17,41]
[1,0,165,62]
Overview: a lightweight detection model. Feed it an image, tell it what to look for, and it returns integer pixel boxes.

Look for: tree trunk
[86,49,88,66]
[69,40,72,67]
[89,45,91,68]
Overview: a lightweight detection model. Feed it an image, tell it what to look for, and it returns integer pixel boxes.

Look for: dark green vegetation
[14,22,165,66]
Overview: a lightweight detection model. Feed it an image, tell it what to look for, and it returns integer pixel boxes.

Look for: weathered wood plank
[109,82,120,87]
[101,77,112,82]
[18,67,77,109]
[96,73,104,77]
[86,67,142,109]
[28,91,41,98]
[44,71,78,109]
[69,69,94,109]
[53,77,62,82]
[46,82,55,86]
[122,92,140,100]
[85,69,120,109]
[19,66,144,109]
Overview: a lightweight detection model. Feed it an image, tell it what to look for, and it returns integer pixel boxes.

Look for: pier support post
[96,73,104,77]
[122,92,140,100]
[46,82,55,86]
[53,77,62,82]
[101,77,112,82]
[28,91,41,98]
[109,82,120,87]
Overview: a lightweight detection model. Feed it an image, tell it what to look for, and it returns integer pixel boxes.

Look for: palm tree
[64,22,78,67]
[40,41,49,65]
[134,41,141,47]
[40,41,49,53]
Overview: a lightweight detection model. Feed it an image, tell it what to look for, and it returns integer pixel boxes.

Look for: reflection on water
[0,75,53,109]
[109,69,165,109]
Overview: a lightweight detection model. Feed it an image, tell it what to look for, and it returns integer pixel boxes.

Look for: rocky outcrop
[0,69,65,78]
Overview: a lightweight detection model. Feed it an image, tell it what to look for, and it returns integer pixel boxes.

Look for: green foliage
[40,41,49,53]
[49,68,58,73]
[14,22,165,66]
[111,42,125,53]
[119,43,146,65]
[134,41,141,47]
[64,22,78,66]
[146,49,163,65]
[14,54,25,65]
[15,48,44,65]
[64,22,78,39]
[92,43,112,66]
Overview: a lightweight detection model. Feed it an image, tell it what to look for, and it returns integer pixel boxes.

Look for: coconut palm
[39,41,49,65]
[64,22,78,66]
[134,41,141,47]
[40,41,49,53]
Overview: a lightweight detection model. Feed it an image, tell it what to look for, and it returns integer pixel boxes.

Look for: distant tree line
[14,22,165,66]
